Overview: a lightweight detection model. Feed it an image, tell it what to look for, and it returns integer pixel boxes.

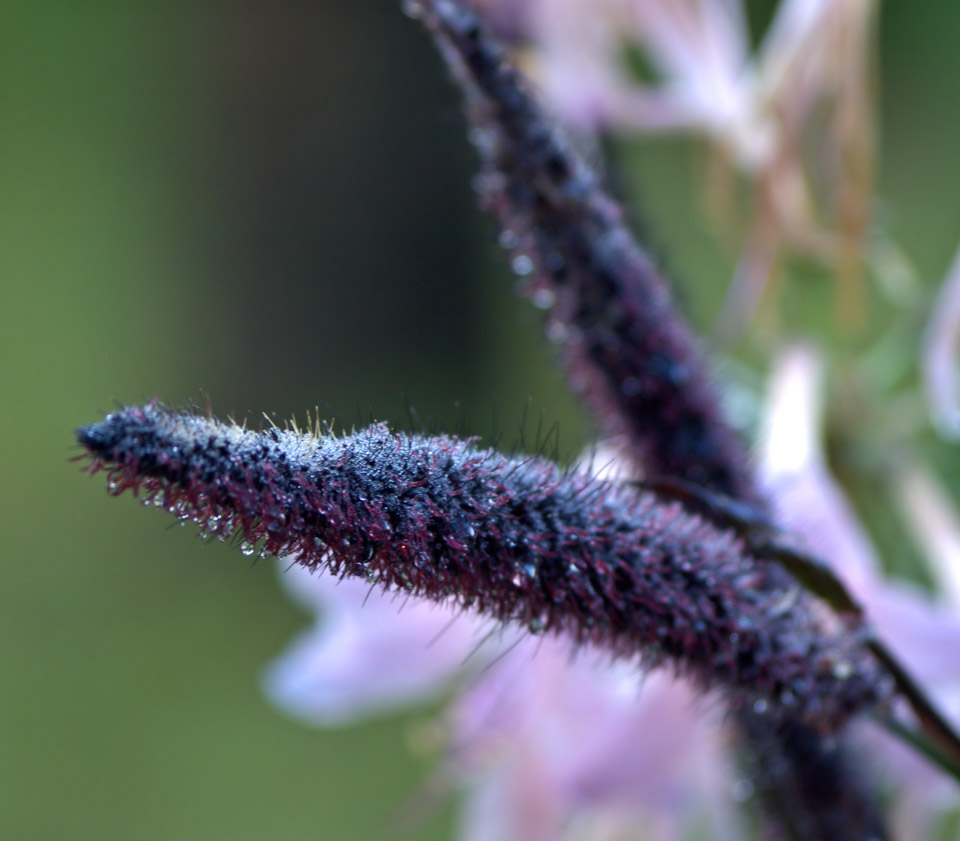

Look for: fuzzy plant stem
[77,403,886,731]
[406,2,891,838]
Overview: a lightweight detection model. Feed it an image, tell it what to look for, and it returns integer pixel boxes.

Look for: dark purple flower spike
[76,403,885,730]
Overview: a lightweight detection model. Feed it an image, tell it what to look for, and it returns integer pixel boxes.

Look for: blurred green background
[3,3,959,840]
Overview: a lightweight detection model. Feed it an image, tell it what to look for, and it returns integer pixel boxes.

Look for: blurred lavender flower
[758,344,960,839]
[264,573,494,727]
[477,0,877,332]
[924,244,960,441]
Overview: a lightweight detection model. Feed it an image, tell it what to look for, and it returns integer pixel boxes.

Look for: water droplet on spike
[512,254,534,276]
[545,320,568,344]
[240,541,256,557]
[531,288,555,309]
[832,661,853,679]
[731,779,754,802]
[401,0,425,18]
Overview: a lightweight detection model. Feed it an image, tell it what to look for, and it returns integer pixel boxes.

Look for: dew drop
[511,254,534,276]
[530,288,556,310]
[498,230,518,250]
[545,320,568,344]
[832,661,853,679]
[472,172,505,195]
[468,127,494,154]
[731,779,754,803]
[240,541,256,557]
[545,252,565,273]
[527,617,545,635]
[752,699,768,714]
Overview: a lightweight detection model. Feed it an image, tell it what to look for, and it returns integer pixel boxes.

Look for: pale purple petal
[866,583,960,687]
[757,344,960,674]
[530,0,753,135]
[758,342,960,833]
[627,0,751,129]
[758,344,879,588]
[923,243,960,441]
[264,568,495,725]
[450,634,743,840]
[891,461,960,609]
[459,748,563,841]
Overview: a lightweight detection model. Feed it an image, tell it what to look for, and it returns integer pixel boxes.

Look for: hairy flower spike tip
[77,403,888,730]
[412,0,756,500]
